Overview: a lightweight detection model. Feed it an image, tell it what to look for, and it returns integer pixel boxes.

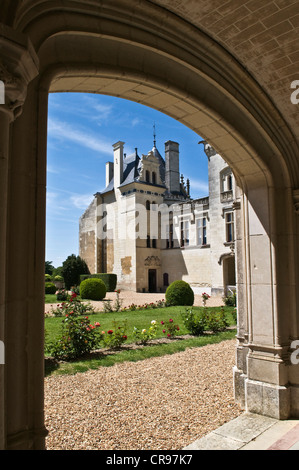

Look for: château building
[79,139,236,297]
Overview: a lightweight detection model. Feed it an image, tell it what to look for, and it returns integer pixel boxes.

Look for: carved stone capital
[198,140,217,160]
[0,23,39,120]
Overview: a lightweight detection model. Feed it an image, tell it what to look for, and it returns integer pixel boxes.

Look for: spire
[153,122,156,148]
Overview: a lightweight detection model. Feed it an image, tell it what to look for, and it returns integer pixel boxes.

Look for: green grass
[44,305,237,377]
[45,294,58,304]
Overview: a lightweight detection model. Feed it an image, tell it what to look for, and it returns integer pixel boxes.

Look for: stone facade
[79,140,236,297]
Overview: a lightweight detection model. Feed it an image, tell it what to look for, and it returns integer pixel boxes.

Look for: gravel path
[44,338,242,450]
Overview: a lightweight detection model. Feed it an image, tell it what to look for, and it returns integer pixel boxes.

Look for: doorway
[222,255,236,296]
[148,269,157,293]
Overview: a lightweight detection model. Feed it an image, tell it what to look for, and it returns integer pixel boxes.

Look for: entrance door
[223,255,236,295]
[148,269,157,293]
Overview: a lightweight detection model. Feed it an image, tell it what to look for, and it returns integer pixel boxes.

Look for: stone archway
[1,0,299,450]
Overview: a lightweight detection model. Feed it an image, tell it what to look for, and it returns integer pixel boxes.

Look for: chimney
[165,141,180,193]
[112,141,125,189]
[105,161,114,187]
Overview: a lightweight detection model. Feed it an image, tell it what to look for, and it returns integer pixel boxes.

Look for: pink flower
[161,321,164,325]
[108,330,113,335]
[163,329,166,333]
[169,319,173,323]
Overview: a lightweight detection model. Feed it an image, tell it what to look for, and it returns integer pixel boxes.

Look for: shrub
[204,309,229,333]
[45,282,56,294]
[103,320,128,349]
[56,288,68,301]
[49,293,95,317]
[165,280,194,306]
[132,320,158,345]
[45,274,52,282]
[61,254,90,290]
[47,314,103,360]
[224,291,237,307]
[160,318,180,338]
[54,275,64,282]
[80,278,107,301]
[181,309,206,336]
[80,273,117,292]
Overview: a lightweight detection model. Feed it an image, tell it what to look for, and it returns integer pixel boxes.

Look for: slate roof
[98,143,189,201]
[100,145,166,195]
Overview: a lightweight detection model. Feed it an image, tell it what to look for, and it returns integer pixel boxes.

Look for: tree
[45,261,55,275]
[61,254,90,290]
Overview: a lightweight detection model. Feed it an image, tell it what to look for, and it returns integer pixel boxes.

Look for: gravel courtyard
[44,291,241,450]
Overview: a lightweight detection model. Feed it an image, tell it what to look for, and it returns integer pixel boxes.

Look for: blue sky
[46,92,209,267]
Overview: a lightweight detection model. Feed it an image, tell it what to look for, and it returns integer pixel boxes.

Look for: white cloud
[131,117,141,127]
[189,179,209,194]
[70,194,94,210]
[48,118,113,155]
[47,165,59,174]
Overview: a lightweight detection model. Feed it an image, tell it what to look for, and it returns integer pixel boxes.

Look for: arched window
[152,172,156,184]
[220,167,233,193]
[146,200,150,210]
[146,170,150,183]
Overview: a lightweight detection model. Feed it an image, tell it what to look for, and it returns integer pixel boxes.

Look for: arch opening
[3,3,299,450]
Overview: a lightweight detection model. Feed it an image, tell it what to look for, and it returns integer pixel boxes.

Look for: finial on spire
[153,122,156,147]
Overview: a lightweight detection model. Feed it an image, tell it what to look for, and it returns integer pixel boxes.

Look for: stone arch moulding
[2,0,299,450]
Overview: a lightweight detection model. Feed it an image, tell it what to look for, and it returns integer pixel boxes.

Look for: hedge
[79,273,117,292]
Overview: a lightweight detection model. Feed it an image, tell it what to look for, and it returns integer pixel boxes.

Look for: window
[180,220,189,247]
[163,273,169,287]
[220,168,233,195]
[147,235,151,248]
[146,200,150,210]
[146,170,150,183]
[197,217,207,246]
[225,212,234,242]
[166,223,174,249]
[152,172,156,185]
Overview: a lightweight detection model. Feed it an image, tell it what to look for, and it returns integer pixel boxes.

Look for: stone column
[234,180,297,419]
[0,24,39,450]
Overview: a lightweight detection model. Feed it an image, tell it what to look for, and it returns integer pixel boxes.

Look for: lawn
[45,294,59,304]
[44,305,237,376]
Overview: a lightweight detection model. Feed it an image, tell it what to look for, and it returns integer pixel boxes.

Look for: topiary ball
[165,280,194,306]
[80,278,107,301]
[45,282,56,295]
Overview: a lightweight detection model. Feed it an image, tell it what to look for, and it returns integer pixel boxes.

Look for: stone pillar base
[245,379,290,420]
[233,366,246,409]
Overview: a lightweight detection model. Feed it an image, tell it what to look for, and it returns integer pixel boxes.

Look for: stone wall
[79,197,97,273]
